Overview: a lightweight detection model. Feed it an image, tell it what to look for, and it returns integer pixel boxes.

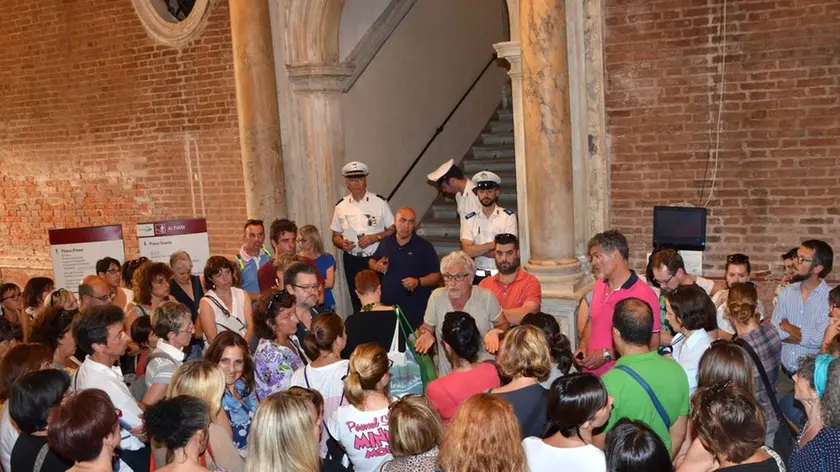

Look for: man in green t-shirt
[595,297,689,457]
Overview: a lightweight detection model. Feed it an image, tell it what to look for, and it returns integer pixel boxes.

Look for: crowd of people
[0,160,838,472]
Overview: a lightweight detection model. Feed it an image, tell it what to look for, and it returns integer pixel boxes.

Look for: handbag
[388,307,424,397]
[614,365,671,429]
[734,338,796,464]
[394,306,437,390]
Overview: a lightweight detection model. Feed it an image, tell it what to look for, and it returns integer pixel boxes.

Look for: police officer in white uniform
[331,161,396,311]
[460,171,518,284]
[427,159,481,230]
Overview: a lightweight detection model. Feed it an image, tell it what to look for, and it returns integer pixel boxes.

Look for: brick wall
[605,0,840,278]
[0,0,245,285]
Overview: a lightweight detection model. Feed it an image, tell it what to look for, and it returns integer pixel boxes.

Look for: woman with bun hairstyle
[522,312,574,388]
[326,342,393,472]
[145,395,214,472]
[425,311,500,422]
[289,312,349,457]
[524,373,612,471]
[727,282,782,445]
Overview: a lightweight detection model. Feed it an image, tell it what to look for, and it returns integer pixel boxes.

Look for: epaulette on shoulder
[504,208,515,215]
[465,212,477,220]
[335,198,344,206]
[374,194,387,201]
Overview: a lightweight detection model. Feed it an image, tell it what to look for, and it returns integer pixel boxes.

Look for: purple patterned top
[254,337,304,401]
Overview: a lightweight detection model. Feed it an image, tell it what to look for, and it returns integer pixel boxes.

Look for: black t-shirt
[342,310,406,359]
[719,458,780,472]
[11,433,72,472]
[494,383,549,439]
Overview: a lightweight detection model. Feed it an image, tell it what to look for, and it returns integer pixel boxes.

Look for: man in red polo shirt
[479,233,541,324]
[574,230,661,376]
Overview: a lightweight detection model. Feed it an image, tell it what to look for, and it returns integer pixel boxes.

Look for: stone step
[486,120,514,133]
[472,145,515,160]
[423,235,464,258]
[463,157,516,173]
[480,132,515,146]
[496,110,514,122]
[416,218,460,239]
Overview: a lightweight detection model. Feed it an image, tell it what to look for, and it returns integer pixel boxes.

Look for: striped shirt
[771,280,831,372]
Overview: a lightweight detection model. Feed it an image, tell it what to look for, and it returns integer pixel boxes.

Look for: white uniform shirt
[460,206,518,271]
[455,180,482,228]
[331,191,395,257]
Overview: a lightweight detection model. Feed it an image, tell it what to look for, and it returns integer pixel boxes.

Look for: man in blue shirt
[233,219,272,301]
[369,207,441,328]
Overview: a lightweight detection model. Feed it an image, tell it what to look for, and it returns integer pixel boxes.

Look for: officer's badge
[366,214,378,226]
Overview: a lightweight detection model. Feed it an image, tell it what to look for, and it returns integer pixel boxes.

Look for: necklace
[362,302,382,312]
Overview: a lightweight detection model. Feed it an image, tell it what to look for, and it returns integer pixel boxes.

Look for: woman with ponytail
[522,312,574,389]
[727,282,782,445]
[290,313,349,457]
[326,342,394,472]
[523,373,612,471]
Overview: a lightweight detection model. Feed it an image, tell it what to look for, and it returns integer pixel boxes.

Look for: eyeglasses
[290,284,319,292]
[215,268,233,277]
[266,290,294,313]
[105,268,120,275]
[1,292,22,302]
[178,322,195,334]
[656,273,675,287]
[93,292,115,302]
[442,273,470,282]
[795,255,814,264]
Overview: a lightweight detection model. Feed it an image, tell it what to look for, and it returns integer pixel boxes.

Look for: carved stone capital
[286,64,354,92]
[493,41,522,78]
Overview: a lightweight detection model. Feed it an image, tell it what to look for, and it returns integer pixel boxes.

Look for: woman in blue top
[205,331,258,457]
[298,225,336,311]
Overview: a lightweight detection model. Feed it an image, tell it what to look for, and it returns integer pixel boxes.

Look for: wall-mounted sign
[137,218,209,275]
[49,225,125,292]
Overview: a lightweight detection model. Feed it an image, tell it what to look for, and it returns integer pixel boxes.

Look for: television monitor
[653,206,707,251]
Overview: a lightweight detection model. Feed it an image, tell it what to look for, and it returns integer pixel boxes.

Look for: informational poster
[136,218,209,275]
[49,225,125,292]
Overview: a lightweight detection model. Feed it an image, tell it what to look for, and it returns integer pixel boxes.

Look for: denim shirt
[221,379,258,457]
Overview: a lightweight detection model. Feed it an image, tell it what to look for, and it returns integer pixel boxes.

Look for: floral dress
[220,379,258,458]
[254,337,305,401]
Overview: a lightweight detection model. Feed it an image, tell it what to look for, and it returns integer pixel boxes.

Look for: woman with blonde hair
[327,342,393,472]
[166,360,244,472]
[490,324,552,438]
[438,393,526,472]
[381,395,443,472]
[246,391,321,472]
[298,225,336,311]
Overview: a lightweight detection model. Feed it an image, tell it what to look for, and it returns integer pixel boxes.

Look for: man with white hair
[415,251,507,375]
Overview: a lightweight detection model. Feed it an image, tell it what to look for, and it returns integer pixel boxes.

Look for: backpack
[129,351,177,402]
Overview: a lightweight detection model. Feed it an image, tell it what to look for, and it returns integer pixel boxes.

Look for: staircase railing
[386,53,499,201]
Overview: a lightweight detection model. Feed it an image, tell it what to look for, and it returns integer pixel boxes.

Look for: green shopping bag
[394,306,437,390]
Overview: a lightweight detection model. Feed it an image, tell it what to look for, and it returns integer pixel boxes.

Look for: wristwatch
[602,350,612,362]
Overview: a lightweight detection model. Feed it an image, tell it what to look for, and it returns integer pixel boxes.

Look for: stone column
[520,0,586,339]
[287,64,355,315]
[493,41,530,265]
[229,0,286,219]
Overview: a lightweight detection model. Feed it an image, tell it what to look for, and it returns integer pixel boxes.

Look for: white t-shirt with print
[326,403,393,472]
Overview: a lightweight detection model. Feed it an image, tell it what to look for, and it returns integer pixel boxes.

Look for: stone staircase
[417,100,518,257]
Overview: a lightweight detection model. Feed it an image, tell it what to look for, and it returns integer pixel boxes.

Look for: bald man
[78,275,115,311]
[369,207,441,328]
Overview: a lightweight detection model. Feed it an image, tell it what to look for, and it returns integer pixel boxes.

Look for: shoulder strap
[33,443,49,472]
[734,338,786,424]
[615,365,671,429]
[145,350,177,369]
[204,293,231,317]
[303,365,311,388]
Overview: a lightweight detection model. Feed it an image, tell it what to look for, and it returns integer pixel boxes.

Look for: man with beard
[478,233,540,325]
[773,247,798,306]
[414,251,506,375]
[772,239,833,397]
[460,171,518,284]
[284,262,322,342]
[574,230,661,376]
[369,207,441,328]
